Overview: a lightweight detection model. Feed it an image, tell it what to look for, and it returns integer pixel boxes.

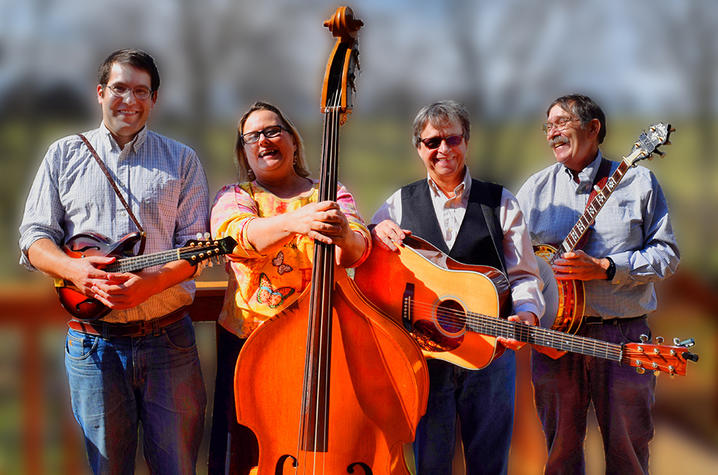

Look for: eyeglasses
[420,135,464,150]
[541,117,579,134]
[105,83,153,101]
[241,125,288,144]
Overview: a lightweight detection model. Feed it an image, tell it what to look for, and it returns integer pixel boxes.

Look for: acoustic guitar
[538,123,673,333]
[353,234,697,375]
[55,231,236,320]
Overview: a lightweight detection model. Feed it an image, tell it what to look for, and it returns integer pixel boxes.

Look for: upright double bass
[233,7,429,474]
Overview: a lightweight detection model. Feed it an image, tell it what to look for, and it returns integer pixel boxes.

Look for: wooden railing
[0,281,227,475]
[1,273,714,474]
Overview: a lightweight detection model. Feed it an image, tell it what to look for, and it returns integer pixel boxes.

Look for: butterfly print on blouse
[272,250,293,275]
[257,273,295,308]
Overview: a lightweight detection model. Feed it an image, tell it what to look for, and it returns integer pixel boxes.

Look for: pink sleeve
[210,184,262,259]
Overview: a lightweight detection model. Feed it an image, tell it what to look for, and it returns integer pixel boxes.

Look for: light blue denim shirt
[19,123,210,322]
[516,151,679,318]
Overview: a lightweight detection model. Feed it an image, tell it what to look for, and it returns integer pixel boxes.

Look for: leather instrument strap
[78,133,146,255]
[575,157,611,251]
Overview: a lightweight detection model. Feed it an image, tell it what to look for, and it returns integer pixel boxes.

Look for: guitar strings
[407,300,682,372]
[107,242,220,273]
[407,300,623,360]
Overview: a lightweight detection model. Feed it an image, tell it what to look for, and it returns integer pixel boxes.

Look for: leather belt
[583,314,646,325]
[68,306,189,338]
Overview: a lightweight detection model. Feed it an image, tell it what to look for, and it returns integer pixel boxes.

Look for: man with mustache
[516,94,679,474]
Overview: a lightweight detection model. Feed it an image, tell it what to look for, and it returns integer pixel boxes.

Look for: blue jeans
[532,317,656,475]
[65,315,207,475]
[413,351,516,475]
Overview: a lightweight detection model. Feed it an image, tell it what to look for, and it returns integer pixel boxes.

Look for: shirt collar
[426,166,472,199]
[99,122,148,154]
[562,150,603,185]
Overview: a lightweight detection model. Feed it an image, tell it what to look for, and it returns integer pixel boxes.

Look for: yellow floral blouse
[210,180,371,338]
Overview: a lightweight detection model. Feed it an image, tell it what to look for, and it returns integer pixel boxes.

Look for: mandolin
[538,122,674,333]
[353,234,698,376]
[55,231,236,320]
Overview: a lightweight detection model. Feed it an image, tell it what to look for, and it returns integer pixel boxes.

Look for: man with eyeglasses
[369,100,544,474]
[516,94,679,474]
[19,48,209,473]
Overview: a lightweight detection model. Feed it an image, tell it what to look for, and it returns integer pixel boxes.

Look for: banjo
[537,122,673,333]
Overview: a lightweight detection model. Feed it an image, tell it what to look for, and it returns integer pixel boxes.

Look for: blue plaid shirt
[19,123,209,322]
[516,152,679,318]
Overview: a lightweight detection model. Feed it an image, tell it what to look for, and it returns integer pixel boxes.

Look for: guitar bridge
[402,283,415,332]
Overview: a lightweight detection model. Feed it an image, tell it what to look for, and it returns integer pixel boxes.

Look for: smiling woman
[206,101,372,474]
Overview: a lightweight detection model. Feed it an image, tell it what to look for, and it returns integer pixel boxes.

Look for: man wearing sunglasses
[517,94,679,474]
[370,100,544,474]
[19,49,209,474]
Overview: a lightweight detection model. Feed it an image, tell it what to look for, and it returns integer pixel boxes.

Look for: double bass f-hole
[275,456,371,475]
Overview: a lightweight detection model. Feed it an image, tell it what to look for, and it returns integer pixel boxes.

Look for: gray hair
[412,100,471,147]
[547,94,607,144]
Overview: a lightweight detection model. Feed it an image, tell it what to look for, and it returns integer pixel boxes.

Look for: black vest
[399,178,507,273]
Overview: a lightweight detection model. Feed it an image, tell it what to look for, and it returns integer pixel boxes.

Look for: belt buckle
[148,318,162,337]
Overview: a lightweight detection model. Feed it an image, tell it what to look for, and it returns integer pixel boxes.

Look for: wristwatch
[605,256,616,281]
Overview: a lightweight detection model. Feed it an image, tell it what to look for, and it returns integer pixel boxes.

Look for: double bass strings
[298,98,343,469]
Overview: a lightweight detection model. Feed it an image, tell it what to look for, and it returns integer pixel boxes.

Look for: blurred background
[1,0,716,473]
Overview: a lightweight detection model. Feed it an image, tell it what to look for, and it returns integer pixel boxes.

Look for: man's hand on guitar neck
[497,311,538,351]
[552,250,612,281]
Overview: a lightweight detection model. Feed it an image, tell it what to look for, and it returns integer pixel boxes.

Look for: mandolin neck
[105,249,181,273]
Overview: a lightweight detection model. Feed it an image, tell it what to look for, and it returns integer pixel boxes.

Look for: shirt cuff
[608,252,631,284]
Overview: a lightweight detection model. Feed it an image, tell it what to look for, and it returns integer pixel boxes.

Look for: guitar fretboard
[105,249,182,273]
[466,310,623,361]
[557,159,633,257]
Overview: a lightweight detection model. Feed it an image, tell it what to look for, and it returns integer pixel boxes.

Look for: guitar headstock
[625,122,674,167]
[622,336,698,376]
[179,236,237,265]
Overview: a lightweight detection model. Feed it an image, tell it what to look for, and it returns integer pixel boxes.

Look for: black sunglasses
[420,134,464,150]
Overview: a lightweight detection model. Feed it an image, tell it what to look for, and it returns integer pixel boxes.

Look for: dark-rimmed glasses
[541,117,579,135]
[106,83,153,101]
[420,135,464,150]
[241,125,288,145]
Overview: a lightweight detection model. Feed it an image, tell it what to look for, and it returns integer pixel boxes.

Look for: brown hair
[98,49,160,94]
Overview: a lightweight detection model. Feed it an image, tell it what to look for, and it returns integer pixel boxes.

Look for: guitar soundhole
[410,299,466,353]
[435,299,466,336]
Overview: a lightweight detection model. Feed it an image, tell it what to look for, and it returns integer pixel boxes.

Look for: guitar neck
[105,248,181,273]
[557,158,633,255]
[466,311,623,361]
